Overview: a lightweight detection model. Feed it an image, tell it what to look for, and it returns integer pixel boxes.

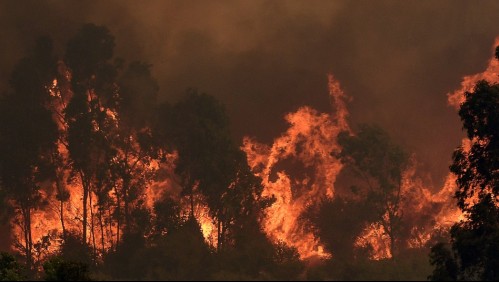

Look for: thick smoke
[1,0,499,190]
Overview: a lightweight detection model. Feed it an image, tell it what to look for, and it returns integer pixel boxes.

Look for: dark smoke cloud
[2,0,499,188]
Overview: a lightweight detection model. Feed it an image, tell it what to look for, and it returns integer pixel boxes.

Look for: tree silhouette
[430,80,499,281]
[157,90,272,251]
[64,23,118,249]
[0,252,24,281]
[304,196,377,260]
[0,36,59,272]
[112,61,161,238]
[157,90,232,218]
[337,124,409,258]
[43,257,91,281]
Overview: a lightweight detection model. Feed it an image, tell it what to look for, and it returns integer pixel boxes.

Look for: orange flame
[242,74,350,259]
[16,36,499,262]
[354,160,461,260]
[448,37,499,108]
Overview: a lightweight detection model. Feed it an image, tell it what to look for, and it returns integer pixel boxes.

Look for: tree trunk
[191,193,194,218]
[89,190,97,258]
[115,186,121,247]
[57,177,66,241]
[81,173,89,245]
[99,208,105,254]
[108,208,114,250]
[21,204,32,272]
[123,146,131,235]
[60,199,66,240]
[217,217,222,252]
[123,177,130,235]
[190,186,195,219]
[82,189,88,244]
[389,220,395,258]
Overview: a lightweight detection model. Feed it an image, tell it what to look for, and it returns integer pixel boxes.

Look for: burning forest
[1,1,499,281]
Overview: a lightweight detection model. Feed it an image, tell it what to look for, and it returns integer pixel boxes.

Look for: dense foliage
[429,80,499,281]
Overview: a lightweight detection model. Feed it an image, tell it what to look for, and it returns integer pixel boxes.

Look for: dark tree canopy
[43,257,91,281]
[451,81,499,211]
[157,90,232,197]
[304,196,377,260]
[338,124,408,195]
[118,61,159,128]
[430,80,499,281]
[0,252,23,281]
[428,242,458,281]
[0,36,59,196]
[336,124,409,258]
[0,36,59,272]
[156,90,271,251]
[65,23,115,83]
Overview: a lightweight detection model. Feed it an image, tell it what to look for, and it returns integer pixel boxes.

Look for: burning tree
[0,24,169,271]
[64,23,119,252]
[0,37,59,272]
[156,91,273,251]
[0,19,473,280]
[337,124,409,259]
[430,79,499,281]
[61,24,165,257]
[112,61,161,240]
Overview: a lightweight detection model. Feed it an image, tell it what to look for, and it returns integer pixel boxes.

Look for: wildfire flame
[345,37,499,258]
[242,75,349,259]
[14,36,499,262]
[448,37,499,108]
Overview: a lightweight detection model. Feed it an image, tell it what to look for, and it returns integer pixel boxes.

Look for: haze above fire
[2,0,499,187]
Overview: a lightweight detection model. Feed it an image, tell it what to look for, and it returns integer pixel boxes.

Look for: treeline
[1,22,499,281]
[0,23,301,280]
[0,22,449,281]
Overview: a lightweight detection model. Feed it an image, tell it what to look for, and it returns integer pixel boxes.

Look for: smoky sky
[2,0,499,189]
